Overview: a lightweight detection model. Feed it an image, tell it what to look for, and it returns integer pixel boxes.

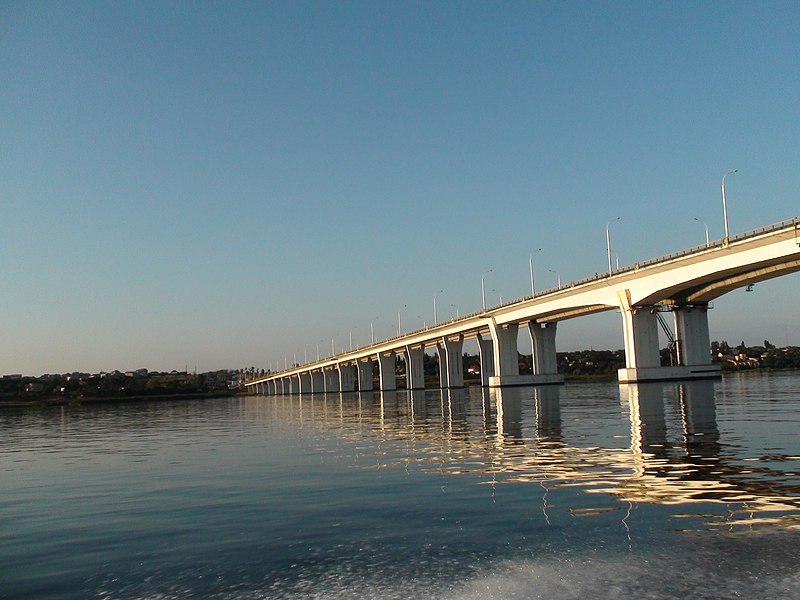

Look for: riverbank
[5,367,800,409]
[0,390,235,409]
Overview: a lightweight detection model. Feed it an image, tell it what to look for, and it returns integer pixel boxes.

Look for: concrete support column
[404,345,426,390]
[617,289,661,384]
[290,375,301,394]
[477,332,495,387]
[528,321,559,375]
[310,370,324,393]
[377,352,396,390]
[437,335,464,388]
[356,359,374,391]
[299,372,311,394]
[268,380,276,395]
[622,310,662,369]
[338,364,356,392]
[491,320,520,379]
[674,304,712,366]
[324,369,340,393]
[617,290,720,382]
[436,342,449,389]
[280,378,289,395]
[488,319,563,387]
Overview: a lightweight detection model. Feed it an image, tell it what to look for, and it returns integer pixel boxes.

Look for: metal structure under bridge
[246,216,800,394]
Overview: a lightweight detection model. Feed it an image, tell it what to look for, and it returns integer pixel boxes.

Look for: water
[2,372,799,599]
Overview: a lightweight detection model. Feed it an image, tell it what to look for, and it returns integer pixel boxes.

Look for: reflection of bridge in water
[245,382,800,529]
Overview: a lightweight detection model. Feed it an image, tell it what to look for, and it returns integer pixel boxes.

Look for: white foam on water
[437,556,800,600]
[228,532,800,600]
[91,548,800,600]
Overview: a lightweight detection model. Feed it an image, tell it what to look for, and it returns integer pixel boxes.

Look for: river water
[2,372,799,599]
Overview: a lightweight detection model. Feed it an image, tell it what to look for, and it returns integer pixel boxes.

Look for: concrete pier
[377,351,396,390]
[404,345,425,390]
[356,358,374,391]
[437,334,464,388]
[338,364,356,392]
[617,291,720,383]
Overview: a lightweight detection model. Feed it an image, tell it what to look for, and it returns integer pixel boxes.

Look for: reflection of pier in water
[245,382,800,529]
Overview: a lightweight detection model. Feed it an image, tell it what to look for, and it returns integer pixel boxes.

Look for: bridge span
[246,216,800,394]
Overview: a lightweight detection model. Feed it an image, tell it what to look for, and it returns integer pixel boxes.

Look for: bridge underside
[641,256,800,305]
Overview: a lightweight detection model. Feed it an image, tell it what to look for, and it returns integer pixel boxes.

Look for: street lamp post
[530,248,542,296]
[397,304,407,336]
[549,269,561,289]
[606,217,621,274]
[721,169,737,244]
[433,289,444,325]
[481,269,493,311]
[694,217,710,247]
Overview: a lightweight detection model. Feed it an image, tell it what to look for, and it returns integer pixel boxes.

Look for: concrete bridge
[246,216,800,394]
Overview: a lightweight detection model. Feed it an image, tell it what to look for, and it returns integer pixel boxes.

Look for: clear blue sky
[2,1,799,375]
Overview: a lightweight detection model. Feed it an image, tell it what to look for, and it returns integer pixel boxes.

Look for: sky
[2,1,799,376]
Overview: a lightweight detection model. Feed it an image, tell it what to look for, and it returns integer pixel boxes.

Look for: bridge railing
[255,215,798,381]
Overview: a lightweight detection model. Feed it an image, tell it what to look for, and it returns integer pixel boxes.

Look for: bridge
[246,216,800,394]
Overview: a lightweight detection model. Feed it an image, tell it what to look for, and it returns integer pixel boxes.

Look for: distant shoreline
[3,367,798,410]
[0,390,235,409]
